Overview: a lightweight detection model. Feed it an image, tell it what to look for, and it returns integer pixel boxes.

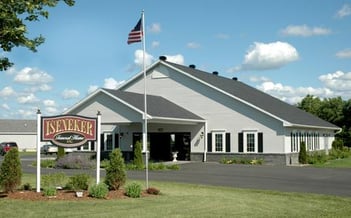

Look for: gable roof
[162,61,339,130]
[0,119,36,133]
[102,89,204,121]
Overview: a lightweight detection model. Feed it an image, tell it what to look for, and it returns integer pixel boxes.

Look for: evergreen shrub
[104,148,126,190]
[0,148,22,192]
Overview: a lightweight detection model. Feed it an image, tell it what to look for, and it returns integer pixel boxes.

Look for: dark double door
[133,132,190,161]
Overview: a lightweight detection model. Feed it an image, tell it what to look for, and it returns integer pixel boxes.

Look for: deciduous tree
[0,0,75,71]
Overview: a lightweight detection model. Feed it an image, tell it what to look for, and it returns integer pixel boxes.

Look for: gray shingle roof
[103,89,203,121]
[165,61,339,129]
[0,119,36,132]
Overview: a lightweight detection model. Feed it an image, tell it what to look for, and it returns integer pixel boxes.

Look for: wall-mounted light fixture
[200,132,204,139]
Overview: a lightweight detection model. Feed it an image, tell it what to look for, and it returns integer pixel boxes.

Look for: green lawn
[314,156,351,168]
[1,174,351,218]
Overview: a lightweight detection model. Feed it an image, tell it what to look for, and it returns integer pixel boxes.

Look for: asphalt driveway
[15,156,351,197]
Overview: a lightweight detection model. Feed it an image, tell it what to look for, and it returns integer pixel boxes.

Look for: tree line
[297,95,351,147]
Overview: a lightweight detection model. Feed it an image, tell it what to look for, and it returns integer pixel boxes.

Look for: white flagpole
[36,109,41,192]
[141,10,149,189]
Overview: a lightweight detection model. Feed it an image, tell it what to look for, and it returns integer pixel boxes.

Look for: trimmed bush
[125,182,142,198]
[57,147,65,159]
[299,141,307,164]
[43,186,57,197]
[41,172,66,188]
[89,183,109,199]
[104,148,126,190]
[55,155,95,169]
[67,173,90,191]
[0,148,22,192]
[133,140,144,169]
[307,151,328,164]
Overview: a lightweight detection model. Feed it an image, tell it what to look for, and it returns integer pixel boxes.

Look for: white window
[244,131,257,153]
[212,131,226,152]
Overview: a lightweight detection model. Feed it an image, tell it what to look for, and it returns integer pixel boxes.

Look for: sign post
[37,114,98,192]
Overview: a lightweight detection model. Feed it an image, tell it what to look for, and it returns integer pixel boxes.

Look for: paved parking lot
[6,155,351,197]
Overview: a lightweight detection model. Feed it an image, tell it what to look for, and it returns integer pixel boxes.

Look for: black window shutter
[226,133,231,152]
[258,132,263,153]
[238,133,243,152]
[207,133,212,152]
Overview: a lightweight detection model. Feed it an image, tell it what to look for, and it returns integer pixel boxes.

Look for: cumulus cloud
[319,71,351,91]
[280,25,331,37]
[164,54,185,65]
[43,99,56,107]
[187,42,201,49]
[62,89,80,99]
[14,67,53,85]
[134,49,154,67]
[149,23,161,33]
[151,41,160,48]
[103,78,124,89]
[336,49,351,58]
[0,86,15,98]
[88,85,99,94]
[336,4,351,18]
[17,93,40,104]
[1,103,10,110]
[230,41,299,72]
[252,76,334,105]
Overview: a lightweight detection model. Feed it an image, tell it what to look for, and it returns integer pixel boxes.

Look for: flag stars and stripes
[127,18,143,44]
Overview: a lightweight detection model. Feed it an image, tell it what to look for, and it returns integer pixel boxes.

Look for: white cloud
[0,86,15,98]
[252,77,334,105]
[14,67,53,85]
[149,23,161,33]
[187,42,201,49]
[336,49,351,58]
[230,41,299,72]
[5,67,16,75]
[62,89,80,99]
[336,4,351,18]
[17,109,35,118]
[43,99,56,107]
[280,25,331,37]
[1,103,10,110]
[134,49,154,67]
[215,33,230,39]
[17,93,40,104]
[103,78,124,89]
[88,85,99,94]
[151,41,160,48]
[165,54,185,65]
[45,106,59,114]
[319,71,351,91]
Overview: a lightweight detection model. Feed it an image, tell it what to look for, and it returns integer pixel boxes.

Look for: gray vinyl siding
[123,65,286,153]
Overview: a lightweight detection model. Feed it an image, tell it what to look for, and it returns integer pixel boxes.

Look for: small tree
[133,140,143,169]
[104,148,126,190]
[299,141,307,164]
[0,148,22,192]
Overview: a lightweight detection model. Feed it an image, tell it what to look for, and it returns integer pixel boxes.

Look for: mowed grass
[314,156,351,168]
[1,175,351,218]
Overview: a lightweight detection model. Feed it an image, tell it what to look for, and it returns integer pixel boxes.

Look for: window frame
[211,131,226,153]
[243,130,258,153]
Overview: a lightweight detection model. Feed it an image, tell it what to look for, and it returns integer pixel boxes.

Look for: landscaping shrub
[0,148,22,192]
[299,142,307,164]
[43,186,57,197]
[57,147,65,159]
[67,173,90,191]
[133,140,144,169]
[146,187,160,195]
[125,182,142,198]
[22,182,32,191]
[104,148,126,190]
[88,183,109,199]
[55,155,95,169]
[41,172,66,188]
[307,151,328,164]
[332,138,344,150]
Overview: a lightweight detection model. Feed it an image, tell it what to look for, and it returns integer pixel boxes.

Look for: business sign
[41,115,97,148]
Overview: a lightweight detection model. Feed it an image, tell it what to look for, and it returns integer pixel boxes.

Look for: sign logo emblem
[41,115,97,148]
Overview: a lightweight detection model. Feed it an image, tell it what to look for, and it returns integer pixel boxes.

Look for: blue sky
[1,0,351,119]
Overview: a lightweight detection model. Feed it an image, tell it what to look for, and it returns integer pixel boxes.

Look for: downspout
[204,121,208,162]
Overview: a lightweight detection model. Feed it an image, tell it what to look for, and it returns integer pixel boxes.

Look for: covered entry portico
[64,89,205,162]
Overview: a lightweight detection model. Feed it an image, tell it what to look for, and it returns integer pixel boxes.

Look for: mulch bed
[0,189,153,201]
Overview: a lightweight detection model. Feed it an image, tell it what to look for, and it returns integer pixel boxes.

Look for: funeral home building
[63,57,340,165]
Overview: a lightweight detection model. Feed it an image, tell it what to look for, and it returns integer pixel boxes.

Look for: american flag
[127,18,142,44]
